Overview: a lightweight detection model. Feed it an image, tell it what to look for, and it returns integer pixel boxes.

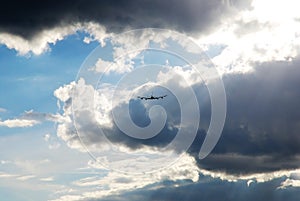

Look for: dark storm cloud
[0,0,251,39]
[195,59,300,174]
[89,175,300,201]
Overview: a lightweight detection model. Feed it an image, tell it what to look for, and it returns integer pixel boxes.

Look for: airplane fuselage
[138,94,167,100]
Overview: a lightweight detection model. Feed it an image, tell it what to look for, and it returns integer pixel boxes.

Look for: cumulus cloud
[53,66,206,172]
[48,21,300,176]
[91,58,133,75]
[15,21,291,184]
[53,55,300,177]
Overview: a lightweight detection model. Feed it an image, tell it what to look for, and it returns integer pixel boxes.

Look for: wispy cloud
[40,177,54,182]
[0,118,40,128]
[0,107,7,113]
[279,178,300,189]
[0,110,68,128]
[16,175,36,181]
[0,172,17,178]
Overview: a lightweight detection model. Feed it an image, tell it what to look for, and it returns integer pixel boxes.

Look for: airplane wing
[159,95,167,99]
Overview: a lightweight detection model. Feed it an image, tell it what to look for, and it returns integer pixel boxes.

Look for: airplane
[137,93,167,100]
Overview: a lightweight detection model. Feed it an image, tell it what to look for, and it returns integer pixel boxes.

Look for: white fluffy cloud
[0,118,40,128]
[91,58,133,75]
[0,22,109,56]
[0,25,79,55]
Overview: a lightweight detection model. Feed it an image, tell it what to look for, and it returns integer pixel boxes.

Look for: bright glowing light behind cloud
[197,0,300,75]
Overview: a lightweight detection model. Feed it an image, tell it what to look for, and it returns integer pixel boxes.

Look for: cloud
[53,68,203,164]
[50,167,300,201]
[0,0,250,39]
[44,133,61,150]
[88,176,299,201]
[0,110,67,128]
[16,175,36,181]
[0,118,39,128]
[51,28,222,163]
[0,172,17,178]
[2,0,300,67]
[22,110,68,123]
[0,22,109,55]
[195,58,300,174]
[197,0,300,74]
[200,168,300,184]
[54,55,300,177]
[0,107,7,113]
[0,24,79,55]
[40,177,54,182]
[91,58,133,75]
[1,1,300,200]
[0,0,253,55]
[279,178,300,189]
[49,153,199,201]
[49,18,297,177]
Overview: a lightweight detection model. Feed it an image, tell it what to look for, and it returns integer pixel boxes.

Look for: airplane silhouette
[137,93,167,100]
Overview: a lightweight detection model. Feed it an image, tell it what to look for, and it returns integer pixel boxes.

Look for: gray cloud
[67,84,183,151]
[0,0,252,39]
[56,58,300,174]
[196,59,300,174]
[106,58,300,174]
[88,175,300,201]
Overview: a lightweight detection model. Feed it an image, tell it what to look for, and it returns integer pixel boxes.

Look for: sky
[1,0,300,200]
